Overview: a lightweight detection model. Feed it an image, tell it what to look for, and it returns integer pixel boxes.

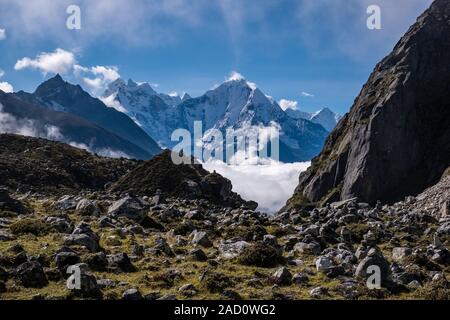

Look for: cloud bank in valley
[203,159,310,213]
[0,103,129,159]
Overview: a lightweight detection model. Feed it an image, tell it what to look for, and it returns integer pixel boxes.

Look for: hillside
[0,134,138,194]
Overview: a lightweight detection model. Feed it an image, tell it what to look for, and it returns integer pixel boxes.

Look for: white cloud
[0,68,14,93]
[168,91,179,97]
[301,91,314,98]
[278,99,298,111]
[226,71,257,90]
[14,48,121,96]
[0,103,129,158]
[0,28,5,40]
[203,159,310,213]
[96,148,130,159]
[90,66,120,82]
[0,82,14,93]
[227,71,245,82]
[99,94,127,113]
[14,48,76,75]
[82,77,103,90]
[75,64,121,95]
[0,104,62,138]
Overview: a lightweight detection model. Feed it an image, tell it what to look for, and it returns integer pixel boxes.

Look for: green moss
[10,219,50,236]
[201,272,232,293]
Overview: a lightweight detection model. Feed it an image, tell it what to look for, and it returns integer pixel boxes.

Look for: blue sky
[0,0,432,114]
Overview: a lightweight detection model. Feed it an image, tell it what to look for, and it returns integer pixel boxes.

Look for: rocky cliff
[284,0,450,210]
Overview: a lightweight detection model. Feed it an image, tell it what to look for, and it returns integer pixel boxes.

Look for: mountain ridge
[15,75,161,158]
[103,76,330,162]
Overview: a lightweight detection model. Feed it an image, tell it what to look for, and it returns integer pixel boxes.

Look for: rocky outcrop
[109,150,257,209]
[0,134,138,194]
[284,0,450,210]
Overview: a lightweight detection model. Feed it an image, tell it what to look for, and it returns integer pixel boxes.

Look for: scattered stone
[86,252,108,272]
[0,188,28,214]
[309,286,328,299]
[54,195,77,211]
[218,240,251,259]
[221,289,242,300]
[76,199,100,216]
[178,284,197,297]
[392,247,412,263]
[16,261,48,288]
[64,234,99,252]
[97,278,116,289]
[0,230,15,241]
[294,242,321,256]
[55,252,81,272]
[122,288,143,300]
[191,231,213,248]
[272,267,292,286]
[107,195,147,221]
[315,256,333,272]
[107,253,136,273]
[190,249,208,262]
[292,273,309,285]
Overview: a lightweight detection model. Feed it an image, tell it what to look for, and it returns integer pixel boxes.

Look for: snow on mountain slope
[286,107,342,132]
[102,74,329,162]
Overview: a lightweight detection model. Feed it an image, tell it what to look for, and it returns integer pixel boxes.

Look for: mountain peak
[45,73,66,86]
[224,71,257,90]
[181,93,192,102]
[127,79,138,87]
[33,74,74,96]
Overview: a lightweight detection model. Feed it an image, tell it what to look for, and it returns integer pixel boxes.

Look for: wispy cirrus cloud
[293,0,433,60]
[0,0,210,47]
[0,28,5,40]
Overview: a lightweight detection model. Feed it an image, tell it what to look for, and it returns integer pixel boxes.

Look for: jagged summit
[283,0,450,210]
[102,72,329,161]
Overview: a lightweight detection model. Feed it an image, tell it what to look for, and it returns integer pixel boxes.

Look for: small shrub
[414,279,450,300]
[238,242,283,268]
[10,218,50,236]
[202,272,232,293]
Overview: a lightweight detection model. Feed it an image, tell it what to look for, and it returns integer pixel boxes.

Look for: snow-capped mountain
[286,107,342,132]
[102,75,329,162]
[14,75,161,159]
[101,78,186,148]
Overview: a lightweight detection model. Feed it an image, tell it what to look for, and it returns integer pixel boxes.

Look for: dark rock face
[284,0,450,209]
[0,188,28,214]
